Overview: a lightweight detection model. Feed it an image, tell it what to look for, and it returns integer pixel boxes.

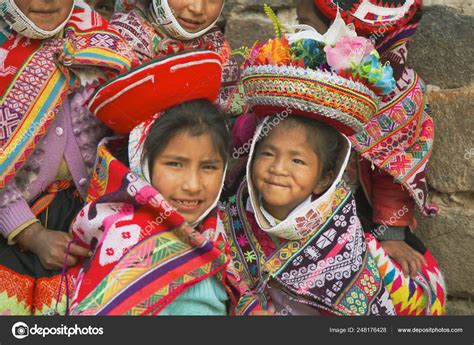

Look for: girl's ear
[312,171,334,195]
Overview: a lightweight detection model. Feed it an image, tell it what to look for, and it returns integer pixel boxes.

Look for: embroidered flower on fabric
[244,250,257,263]
[237,234,249,246]
[233,219,243,230]
[229,205,238,217]
[334,214,347,227]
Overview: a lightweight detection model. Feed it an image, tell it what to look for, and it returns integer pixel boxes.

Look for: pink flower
[324,36,374,72]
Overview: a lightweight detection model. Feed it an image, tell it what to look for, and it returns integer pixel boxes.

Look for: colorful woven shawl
[366,234,446,315]
[0,4,134,190]
[349,23,437,215]
[69,137,255,315]
[224,180,396,316]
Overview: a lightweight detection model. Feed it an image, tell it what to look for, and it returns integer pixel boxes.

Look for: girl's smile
[14,0,74,31]
[168,0,223,33]
[177,16,205,31]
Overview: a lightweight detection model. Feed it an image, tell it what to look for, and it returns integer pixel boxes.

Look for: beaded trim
[242,64,379,133]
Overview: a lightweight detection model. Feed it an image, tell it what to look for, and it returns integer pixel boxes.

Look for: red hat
[313,0,421,35]
[89,50,223,134]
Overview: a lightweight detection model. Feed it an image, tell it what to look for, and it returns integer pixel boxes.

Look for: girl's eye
[203,165,219,171]
[260,151,273,157]
[293,159,305,165]
[165,162,182,168]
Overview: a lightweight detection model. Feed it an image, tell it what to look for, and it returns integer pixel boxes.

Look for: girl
[69,52,260,315]
[224,116,396,315]
[0,0,134,315]
[225,6,446,315]
[111,0,246,117]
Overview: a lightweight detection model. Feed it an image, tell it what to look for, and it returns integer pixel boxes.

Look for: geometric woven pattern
[0,4,134,189]
[0,264,74,315]
[242,64,379,136]
[70,138,235,315]
[224,181,396,315]
[366,234,446,315]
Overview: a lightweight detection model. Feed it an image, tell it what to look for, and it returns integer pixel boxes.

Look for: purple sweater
[0,88,110,238]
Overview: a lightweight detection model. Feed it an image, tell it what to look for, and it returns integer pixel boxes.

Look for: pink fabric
[359,159,416,228]
[232,113,257,150]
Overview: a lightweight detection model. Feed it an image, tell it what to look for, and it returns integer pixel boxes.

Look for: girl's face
[252,123,331,221]
[151,131,225,224]
[14,0,74,31]
[168,0,223,33]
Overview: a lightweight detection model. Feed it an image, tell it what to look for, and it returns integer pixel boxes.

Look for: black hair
[258,115,343,178]
[141,99,230,177]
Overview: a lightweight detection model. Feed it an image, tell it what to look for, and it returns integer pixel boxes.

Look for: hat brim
[89,50,223,134]
[242,65,378,136]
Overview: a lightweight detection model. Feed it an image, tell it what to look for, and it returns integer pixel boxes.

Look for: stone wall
[409,5,474,315]
[222,1,474,315]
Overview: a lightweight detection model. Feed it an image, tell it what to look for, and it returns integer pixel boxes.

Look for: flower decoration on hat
[236,5,396,135]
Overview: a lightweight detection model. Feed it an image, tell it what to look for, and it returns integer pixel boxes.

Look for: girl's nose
[182,171,202,193]
[188,0,205,16]
[269,158,289,176]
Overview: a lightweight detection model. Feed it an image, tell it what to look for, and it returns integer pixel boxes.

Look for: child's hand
[16,222,91,270]
[380,240,427,279]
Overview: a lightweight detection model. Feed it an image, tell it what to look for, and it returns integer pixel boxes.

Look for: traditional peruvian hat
[313,0,422,35]
[240,6,396,136]
[88,50,223,134]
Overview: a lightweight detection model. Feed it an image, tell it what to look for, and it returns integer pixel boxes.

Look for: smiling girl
[68,52,261,316]
[224,116,396,315]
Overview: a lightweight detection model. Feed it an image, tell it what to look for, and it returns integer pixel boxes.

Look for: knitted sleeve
[0,183,37,239]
